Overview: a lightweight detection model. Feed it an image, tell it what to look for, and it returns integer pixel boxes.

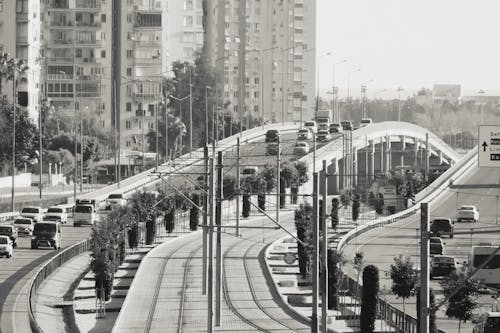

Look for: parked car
[473,312,500,333]
[44,206,69,224]
[266,142,282,156]
[107,193,127,207]
[20,206,44,223]
[13,217,34,236]
[430,218,454,238]
[341,121,353,131]
[0,224,17,248]
[294,141,310,155]
[329,123,343,134]
[359,118,373,127]
[456,205,479,222]
[429,237,444,255]
[297,128,312,140]
[304,121,318,134]
[74,204,97,227]
[241,167,259,178]
[430,255,457,279]
[0,235,13,258]
[31,222,61,250]
[316,130,331,142]
[265,129,280,143]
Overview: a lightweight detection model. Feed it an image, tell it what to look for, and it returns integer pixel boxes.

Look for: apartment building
[0,0,42,121]
[205,0,316,125]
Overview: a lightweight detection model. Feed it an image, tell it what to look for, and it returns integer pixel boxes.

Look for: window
[101,14,106,22]
[101,50,106,58]
[16,0,28,13]
[183,16,193,26]
[126,102,132,112]
[0,1,3,12]
[195,15,203,26]
[184,0,193,10]
[125,120,131,129]
[126,68,132,76]
[136,13,161,27]
[148,104,155,116]
[127,32,132,40]
[127,14,132,23]
[126,50,133,58]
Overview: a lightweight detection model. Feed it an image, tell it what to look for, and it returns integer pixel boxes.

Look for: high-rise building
[163,0,204,69]
[0,0,42,121]
[205,0,316,125]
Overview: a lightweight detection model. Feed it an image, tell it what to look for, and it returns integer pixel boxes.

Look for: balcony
[51,21,73,27]
[48,57,74,63]
[75,0,100,10]
[75,21,101,28]
[49,1,69,9]
[133,93,159,100]
[51,39,74,45]
[47,73,74,81]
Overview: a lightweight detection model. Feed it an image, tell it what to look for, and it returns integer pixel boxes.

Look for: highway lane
[343,165,500,332]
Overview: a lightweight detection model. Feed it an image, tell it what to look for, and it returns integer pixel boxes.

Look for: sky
[317,0,500,99]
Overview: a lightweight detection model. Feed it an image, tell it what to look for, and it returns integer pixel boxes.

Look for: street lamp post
[478,89,485,124]
[11,70,18,212]
[205,86,211,146]
[346,69,361,120]
[332,59,347,122]
[397,87,404,122]
[360,79,374,119]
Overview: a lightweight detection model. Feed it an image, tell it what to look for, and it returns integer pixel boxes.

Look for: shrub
[145,219,156,245]
[242,194,250,217]
[223,175,237,200]
[328,249,344,310]
[352,195,360,222]
[164,208,175,233]
[189,194,200,231]
[258,193,266,211]
[360,265,379,333]
[331,198,339,230]
[294,202,313,278]
[127,223,139,249]
[279,179,286,208]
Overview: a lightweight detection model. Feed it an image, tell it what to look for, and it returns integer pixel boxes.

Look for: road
[343,165,500,332]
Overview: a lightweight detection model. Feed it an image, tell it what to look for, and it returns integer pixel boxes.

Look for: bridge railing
[28,239,90,333]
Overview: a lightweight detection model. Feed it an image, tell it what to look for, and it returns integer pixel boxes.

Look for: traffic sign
[478,125,500,167]
[283,253,296,265]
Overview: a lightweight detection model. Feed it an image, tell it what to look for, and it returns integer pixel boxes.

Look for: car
[329,123,343,134]
[265,129,280,143]
[341,121,353,131]
[0,235,13,258]
[429,237,444,255]
[74,204,97,227]
[316,130,331,142]
[473,312,500,333]
[296,128,312,140]
[44,206,69,224]
[430,218,454,238]
[241,167,259,178]
[457,205,479,222]
[31,222,61,250]
[304,121,318,134]
[0,224,18,248]
[359,118,373,127]
[20,206,44,223]
[294,141,310,155]
[13,217,34,236]
[430,255,457,279]
[266,142,282,156]
[107,193,127,207]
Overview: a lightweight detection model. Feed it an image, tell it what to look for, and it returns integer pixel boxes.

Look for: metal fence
[28,239,90,333]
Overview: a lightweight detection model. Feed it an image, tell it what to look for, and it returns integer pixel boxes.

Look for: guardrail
[336,148,477,333]
[28,239,90,333]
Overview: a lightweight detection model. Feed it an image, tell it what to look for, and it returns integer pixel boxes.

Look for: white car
[456,205,479,222]
[13,217,34,236]
[296,128,312,140]
[44,206,69,224]
[0,235,13,258]
[21,206,44,223]
[304,121,318,134]
[294,141,310,155]
[107,193,127,207]
[316,130,331,142]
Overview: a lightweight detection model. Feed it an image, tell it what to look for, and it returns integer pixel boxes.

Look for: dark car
[341,121,353,131]
[430,255,456,279]
[429,237,444,255]
[31,222,61,250]
[430,218,454,238]
[329,123,343,134]
[0,225,18,248]
[265,129,280,143]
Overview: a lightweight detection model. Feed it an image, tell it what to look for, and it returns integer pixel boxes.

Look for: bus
[469,245,500,288]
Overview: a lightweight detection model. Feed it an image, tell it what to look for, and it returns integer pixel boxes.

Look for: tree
[360,265,379,333]
[440,267,479,333]
[390,255,418,323]
[241,173,263,217]
[280,162,298,208]
[328,249,345,310]
[330,197,339,230]
[257,165,275,211]
[294,202,313,278]
[291,161,309,204]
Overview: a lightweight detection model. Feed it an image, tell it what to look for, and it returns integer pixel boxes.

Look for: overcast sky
[317,0,500,98]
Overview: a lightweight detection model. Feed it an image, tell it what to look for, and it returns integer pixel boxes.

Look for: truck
[315,110,332,131]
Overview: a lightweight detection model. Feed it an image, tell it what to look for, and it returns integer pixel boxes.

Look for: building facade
[205,0,316,126]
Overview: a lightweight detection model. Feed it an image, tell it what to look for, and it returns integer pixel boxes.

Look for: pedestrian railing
[28,239,90,333]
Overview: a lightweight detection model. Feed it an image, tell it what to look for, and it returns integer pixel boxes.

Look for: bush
[127,223,139,249]
[295,202,313,278]
[360,265,379,333]
[242,194,250,217]
[258,193,266,211]
[331,198,339,230]
[165,209,175,233]
[352,196,360,222]
[189,194,200,231]
[145,219,156,245]
[223,176,237,200]
[328,249,344,310]
[279,179,286,208]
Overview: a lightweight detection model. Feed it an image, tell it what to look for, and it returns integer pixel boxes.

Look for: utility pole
[276,136,281,224]
[236,138,241,236]
[321,161,329,333]
[311,172,320,332]
[425,133,429,184]
[165,106,169,162]
[80,94,83,192]
[207,157,215,333]
[419,202,430,333]
[189,66,193,156]
[202,146,208,295]
[155,100,159,169]
[11,74,17,211]
[397,87,404,122]
[39,100,44,199]
[215,151,223,326]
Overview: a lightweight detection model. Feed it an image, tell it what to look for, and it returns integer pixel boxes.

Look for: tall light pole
[205,86,211,146]
[360,79,374,119]
[11,69,18,212]
[346,68,360,120]
[332,59,347,122]
[316,52,332,120]
[189,66,193,156]
[397,86,404,122]
[478,89,485,124]
[60,70,77,202]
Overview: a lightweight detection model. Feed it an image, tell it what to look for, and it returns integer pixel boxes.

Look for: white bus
[469,245,500,287]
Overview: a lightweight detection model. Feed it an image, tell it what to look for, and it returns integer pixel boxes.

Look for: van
[74,204,97,227]
[44,205,70,224]
[31,222,61,250]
